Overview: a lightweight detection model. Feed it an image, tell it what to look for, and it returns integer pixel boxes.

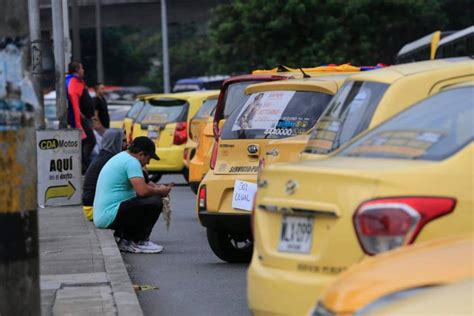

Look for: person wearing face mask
[93,136,172,254]
[82,129,128,221]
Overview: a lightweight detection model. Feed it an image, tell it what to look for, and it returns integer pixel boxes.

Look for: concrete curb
[92,222,143,316]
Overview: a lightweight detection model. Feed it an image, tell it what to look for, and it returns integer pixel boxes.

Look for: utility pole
[71,0,81,60]
[95,0,104,82]
[52,0,68,128]
[1,0,40,314]
[62,0,72,67]
[28,0,45,129]
[161,0,170,93]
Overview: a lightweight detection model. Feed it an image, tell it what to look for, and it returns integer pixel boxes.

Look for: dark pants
[81,117,96,174]
[109,195,163,242]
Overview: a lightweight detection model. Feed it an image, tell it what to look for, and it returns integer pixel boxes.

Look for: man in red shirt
[66,61,96,173]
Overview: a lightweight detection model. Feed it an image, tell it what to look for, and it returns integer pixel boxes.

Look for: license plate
[278,216,313,253]
[148,130,159,139]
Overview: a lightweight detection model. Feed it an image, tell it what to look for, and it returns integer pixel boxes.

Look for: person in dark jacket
[93,82,110,128]
[82,129,126,220]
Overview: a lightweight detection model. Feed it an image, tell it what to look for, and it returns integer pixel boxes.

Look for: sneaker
[137,240,164,253]
[117,239,132,252]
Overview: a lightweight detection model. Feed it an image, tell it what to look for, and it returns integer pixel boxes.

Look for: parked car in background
[124,94,161,142]
[311,234,473,316]
[248,82,474,315]
[184,93,219,185]
[108,106,131,129]
[44,90,58,128]
[131,91,219,181]
[172,76,229,93]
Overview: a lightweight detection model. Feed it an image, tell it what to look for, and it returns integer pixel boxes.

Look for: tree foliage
[206,0,474,73]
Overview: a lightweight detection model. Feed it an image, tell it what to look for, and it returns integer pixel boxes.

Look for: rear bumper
[247,252,337,315]
[198,211,251,236]
[189,158,205,182]
[147,146,184,172]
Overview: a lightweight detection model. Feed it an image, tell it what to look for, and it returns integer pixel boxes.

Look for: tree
[206,0,474,74]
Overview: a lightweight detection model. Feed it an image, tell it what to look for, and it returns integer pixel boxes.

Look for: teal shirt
[93,151,144,228]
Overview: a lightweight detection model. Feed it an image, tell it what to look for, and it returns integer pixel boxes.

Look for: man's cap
[130,136,160,160]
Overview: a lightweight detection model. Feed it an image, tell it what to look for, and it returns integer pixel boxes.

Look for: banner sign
[36,130,82,207]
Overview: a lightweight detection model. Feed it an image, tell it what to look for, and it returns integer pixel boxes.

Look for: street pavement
[123,175,251,316]
[39,205,142,316]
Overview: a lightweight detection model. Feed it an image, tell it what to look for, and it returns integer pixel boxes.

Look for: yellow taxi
[248,83,474,315]
[197,75,354,263]
[189,115,214,193]
[300,58,474,160]
[131,90,219,180]
[183,93,219,182]
[189,72,299,193]
[311,234,473,316]
[108,107,130,129]
[124,94,159,142]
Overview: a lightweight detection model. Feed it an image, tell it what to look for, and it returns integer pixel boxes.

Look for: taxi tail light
[173,122,188,145]
[198,185,206,210]
[209,140,218,170]
[353,197,456,255]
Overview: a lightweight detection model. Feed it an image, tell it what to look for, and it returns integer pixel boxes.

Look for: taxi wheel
[149,173,162,183]
[182,168,189,183]
[189,182,199,194]
[206,229,253,263]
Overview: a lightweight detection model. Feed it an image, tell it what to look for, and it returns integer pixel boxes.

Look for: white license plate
[278,216,313,253]
[148,130,159,139]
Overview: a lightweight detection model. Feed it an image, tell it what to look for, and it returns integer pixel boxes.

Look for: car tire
[206,228,253,263]
[149,172,162,183]
[189,182,199,194]
[182,167,189,183]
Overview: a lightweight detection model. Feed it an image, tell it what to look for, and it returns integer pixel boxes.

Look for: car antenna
[299,68,311,78]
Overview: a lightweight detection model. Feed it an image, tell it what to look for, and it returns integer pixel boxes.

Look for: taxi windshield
[136,99,188,125]
[339,86,474,161]
[221,90,333,140]
[304,81,388,154]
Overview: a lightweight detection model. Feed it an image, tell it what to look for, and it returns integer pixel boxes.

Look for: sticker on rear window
[231,91,296,131]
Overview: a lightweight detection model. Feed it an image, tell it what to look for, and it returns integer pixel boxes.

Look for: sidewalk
[39,205,143,316]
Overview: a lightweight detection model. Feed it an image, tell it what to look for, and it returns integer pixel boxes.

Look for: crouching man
[93,136,172,253]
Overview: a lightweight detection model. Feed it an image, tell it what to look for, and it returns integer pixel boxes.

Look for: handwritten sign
[232,180,257,211]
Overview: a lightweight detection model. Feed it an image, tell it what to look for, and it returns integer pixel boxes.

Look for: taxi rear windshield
[220,90,333,140]
[136,99,188,125]
[339,86,474,161]
[126,100,145,119]
[193,99,218,120]
[304,81,388,154]
[222,81,260,119]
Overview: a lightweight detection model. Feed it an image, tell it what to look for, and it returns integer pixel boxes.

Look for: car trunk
[135,98,189,147]
[255,157,381,272]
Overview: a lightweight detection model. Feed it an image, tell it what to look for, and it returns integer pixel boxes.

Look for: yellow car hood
[320,234,474,314]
